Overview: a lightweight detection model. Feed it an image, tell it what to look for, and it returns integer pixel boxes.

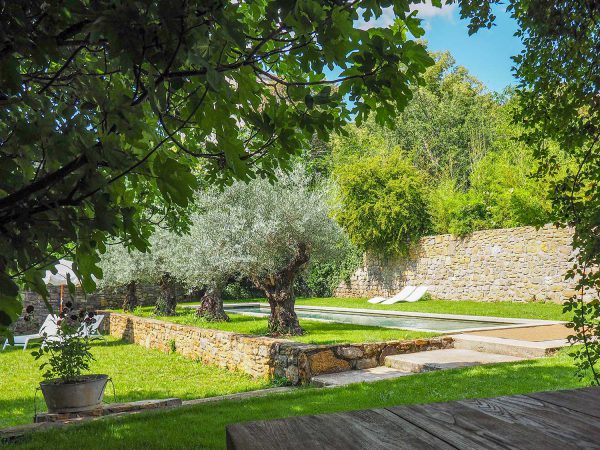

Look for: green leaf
[0,272,19,298]
[305,94,314,109]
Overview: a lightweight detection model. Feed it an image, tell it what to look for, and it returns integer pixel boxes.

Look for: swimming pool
[223,303,558,333]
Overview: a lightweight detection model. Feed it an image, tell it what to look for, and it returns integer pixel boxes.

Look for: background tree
[98,228,181,315]
[325,52,556,239]
[97,245,146,312]
[0,0,437,336]
[332,153,431,256]
[328,51,500,186]
[166,193,251,322]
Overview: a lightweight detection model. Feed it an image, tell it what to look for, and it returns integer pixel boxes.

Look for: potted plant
[30,303,108,413]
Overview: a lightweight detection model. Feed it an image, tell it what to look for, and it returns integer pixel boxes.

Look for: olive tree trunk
[253,243,310,336]
[196,284,229,322]
[123,281,137,312]
[155,272,177,316]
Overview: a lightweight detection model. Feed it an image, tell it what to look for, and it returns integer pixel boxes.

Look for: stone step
[384,349,524,373]
[451,334,568,358]
[311,366,411,387]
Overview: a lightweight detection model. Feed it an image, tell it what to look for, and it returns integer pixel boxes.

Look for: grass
[124,306,437,344]
[9,349,590,449]
[0,338,271,429]
[220,297,568,321]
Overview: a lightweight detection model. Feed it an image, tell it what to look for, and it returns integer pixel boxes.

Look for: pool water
[223,305,514,333]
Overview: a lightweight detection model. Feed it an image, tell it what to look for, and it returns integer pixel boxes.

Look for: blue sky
[419,4,523,92]
[355,3,524,93]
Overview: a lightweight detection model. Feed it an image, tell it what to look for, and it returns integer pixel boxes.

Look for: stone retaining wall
[273,337,453,383]
[102,312,285,379]
[335,225,582,303]
[102,312,453,384]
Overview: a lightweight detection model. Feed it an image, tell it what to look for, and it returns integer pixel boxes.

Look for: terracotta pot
[40,374,108,413]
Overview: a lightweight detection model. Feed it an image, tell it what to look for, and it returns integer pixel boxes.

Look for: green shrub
[300,247,362,297]
[222,279,262,300]
[429,181,491,235]
[429,147,552,236]
[333,153,431,256]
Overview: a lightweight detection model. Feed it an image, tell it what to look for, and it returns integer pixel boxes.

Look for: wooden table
[226,387,600,449]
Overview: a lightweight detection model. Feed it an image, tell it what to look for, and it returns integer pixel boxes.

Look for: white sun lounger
[404,286,429,303]
[2,314,58,351]
[44,314,106,345]
[380,286,417,305]
[82,314,105,340]
[367,296,387,304]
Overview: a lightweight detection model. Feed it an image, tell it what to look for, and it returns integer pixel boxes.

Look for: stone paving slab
[385,349,524,373]
[312,366,411,387]
[452,333,568,358]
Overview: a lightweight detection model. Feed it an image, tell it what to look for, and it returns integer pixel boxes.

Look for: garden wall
[13,283,187,334]
[101,312,452,384]
[335,225,581,303]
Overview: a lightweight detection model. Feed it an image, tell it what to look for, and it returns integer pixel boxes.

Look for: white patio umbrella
[43,259,81,311]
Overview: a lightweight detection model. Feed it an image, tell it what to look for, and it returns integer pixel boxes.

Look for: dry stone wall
[335,225,581,303]
[102,312,452,384]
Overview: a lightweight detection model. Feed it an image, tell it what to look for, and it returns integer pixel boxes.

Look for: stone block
[308,350,351,375]
[336,346,364,359]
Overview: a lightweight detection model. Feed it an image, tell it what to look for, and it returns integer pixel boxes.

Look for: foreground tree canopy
[0,0,444,334]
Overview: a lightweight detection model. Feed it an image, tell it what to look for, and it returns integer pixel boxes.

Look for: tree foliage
[328,51,500,186]
[333,153,431,256]
[98,228,181,315]
[507,0,600,384]
[0,0,439,335]
[221,167,348,334]
[326,52,556,241]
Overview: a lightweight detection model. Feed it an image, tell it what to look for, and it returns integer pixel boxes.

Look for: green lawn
[220,297,568,321]
[0,338,271,428]
[9,350,589,449]
[126,306,437,344]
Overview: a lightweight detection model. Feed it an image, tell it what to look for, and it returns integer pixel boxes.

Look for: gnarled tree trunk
[264,283,302,335]
[155,272,177,316]
[253,243,310,336]
[123,281,137,312]
[196,284,229,322]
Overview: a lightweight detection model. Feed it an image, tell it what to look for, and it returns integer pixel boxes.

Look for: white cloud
[355,8,396,30]
[411,1,457,20]
[356,2,456,30]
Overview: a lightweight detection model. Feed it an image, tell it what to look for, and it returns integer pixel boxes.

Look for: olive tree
[98,228,181,315]
[166,200,251,322]
[96,245,145,312]
[197,167,347,335]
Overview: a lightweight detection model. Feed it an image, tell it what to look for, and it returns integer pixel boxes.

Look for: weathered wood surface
[226,387,600,450]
